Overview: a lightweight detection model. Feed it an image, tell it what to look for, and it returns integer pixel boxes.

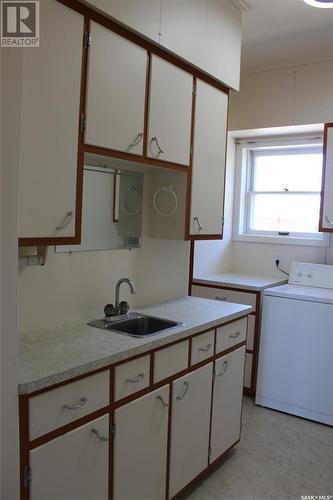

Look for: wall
[193,59,333,280]
[18,170,190,332]
[1,49,20,498]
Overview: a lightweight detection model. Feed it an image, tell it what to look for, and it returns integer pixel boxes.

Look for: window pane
[253,152,323,192]
[249,193,320,233]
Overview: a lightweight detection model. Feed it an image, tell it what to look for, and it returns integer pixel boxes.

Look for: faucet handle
[119,301,129,315]
[104,304,116,318]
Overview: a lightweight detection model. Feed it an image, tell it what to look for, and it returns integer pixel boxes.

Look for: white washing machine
[255,262,333,426]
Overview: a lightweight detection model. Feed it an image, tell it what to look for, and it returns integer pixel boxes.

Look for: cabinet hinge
[83,31,92,48]
[111,423,116,438]
[80,113,87,131]
[212,368,216,381]
[189,145,193,157]
[192,82,196,96]
[24,465,31,487]
[208,446,212,460]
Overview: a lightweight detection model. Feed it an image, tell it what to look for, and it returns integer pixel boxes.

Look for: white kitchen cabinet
[113,386,169,500]
[93,0,161,43]
[160,0,206,70]
[18,0,83,242]
[160,0,241,90]
[189,80,228,236]
[86,22,147,154]
[147,55,193,166]
[210,347,245,463]
[252,68,294,129]
[29,414,109,500]
[320,123,333,232]
[294,62,333,125]
[169,363,213,497]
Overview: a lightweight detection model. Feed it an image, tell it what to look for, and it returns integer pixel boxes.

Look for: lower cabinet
[210,346,246,463]
[113,386,169,500]
[22,322,248,500]
[169,363,213,497]
[29,414,109,500]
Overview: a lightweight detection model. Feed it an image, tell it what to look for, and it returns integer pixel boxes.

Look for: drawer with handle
[216,317,247,354]
[154,340,189,383]
[191,285,257,312]
[29,370,110,440]
[191,330,215,365]
[114,355,150,401]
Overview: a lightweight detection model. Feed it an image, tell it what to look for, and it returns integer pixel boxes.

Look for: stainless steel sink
[88,312,184,338]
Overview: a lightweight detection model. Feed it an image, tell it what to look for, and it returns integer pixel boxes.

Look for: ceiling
[239,0,333,73]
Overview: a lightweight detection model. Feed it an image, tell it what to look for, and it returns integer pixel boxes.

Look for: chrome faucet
[104,278,136,323]
[115,278,136,314]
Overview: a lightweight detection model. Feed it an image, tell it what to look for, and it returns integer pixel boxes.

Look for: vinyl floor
[184,396,333,500]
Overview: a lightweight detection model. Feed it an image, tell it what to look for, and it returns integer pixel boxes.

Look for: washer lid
[264,284,333,304]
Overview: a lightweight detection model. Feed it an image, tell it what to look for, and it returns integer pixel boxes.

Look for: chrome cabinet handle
[150,136,165,157]
[91,428,108,442]
[63,397,87,410]
[156,395,169,407]
[218,360,229,377]
[177,381,189,400]
[56,211,74,231]
[229,331,241,339]
[192,216,203,234]
[126,372,145,383]
[325,215,333,226]
[199,343,212,352]
[127,132,143,151]
[215,296,227,301]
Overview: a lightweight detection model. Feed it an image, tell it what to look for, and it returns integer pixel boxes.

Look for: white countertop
[193,272,287,291]
[19,296,252,394]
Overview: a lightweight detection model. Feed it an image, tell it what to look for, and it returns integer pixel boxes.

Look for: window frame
[233,136,328,247]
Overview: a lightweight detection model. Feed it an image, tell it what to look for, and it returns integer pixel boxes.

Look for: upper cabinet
[18,0,84,245]
[147,56,193,166]
[17,0,235,245]
[160,0,241,90]
[319,123,333,233]
[188,80,228,238]
[88,0,242,90]
[230,61,333,131]
[294,62,333,125]
[85,22,148,155]
[93,0,161,43]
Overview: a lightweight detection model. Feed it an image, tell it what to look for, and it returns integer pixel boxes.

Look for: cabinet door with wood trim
[319,123,333,232]
[29,414,109,500]
[113,386,169,500]
[18,0,84,244]
[169,363,213,498]
[210,346,245,463]
[147,55,193,166]
[188,80,228,238]
[85,22,147,155]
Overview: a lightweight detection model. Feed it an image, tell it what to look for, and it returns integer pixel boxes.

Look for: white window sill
[233,233,328,248]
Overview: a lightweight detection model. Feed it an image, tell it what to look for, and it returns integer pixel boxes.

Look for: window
[234,138,327,246]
